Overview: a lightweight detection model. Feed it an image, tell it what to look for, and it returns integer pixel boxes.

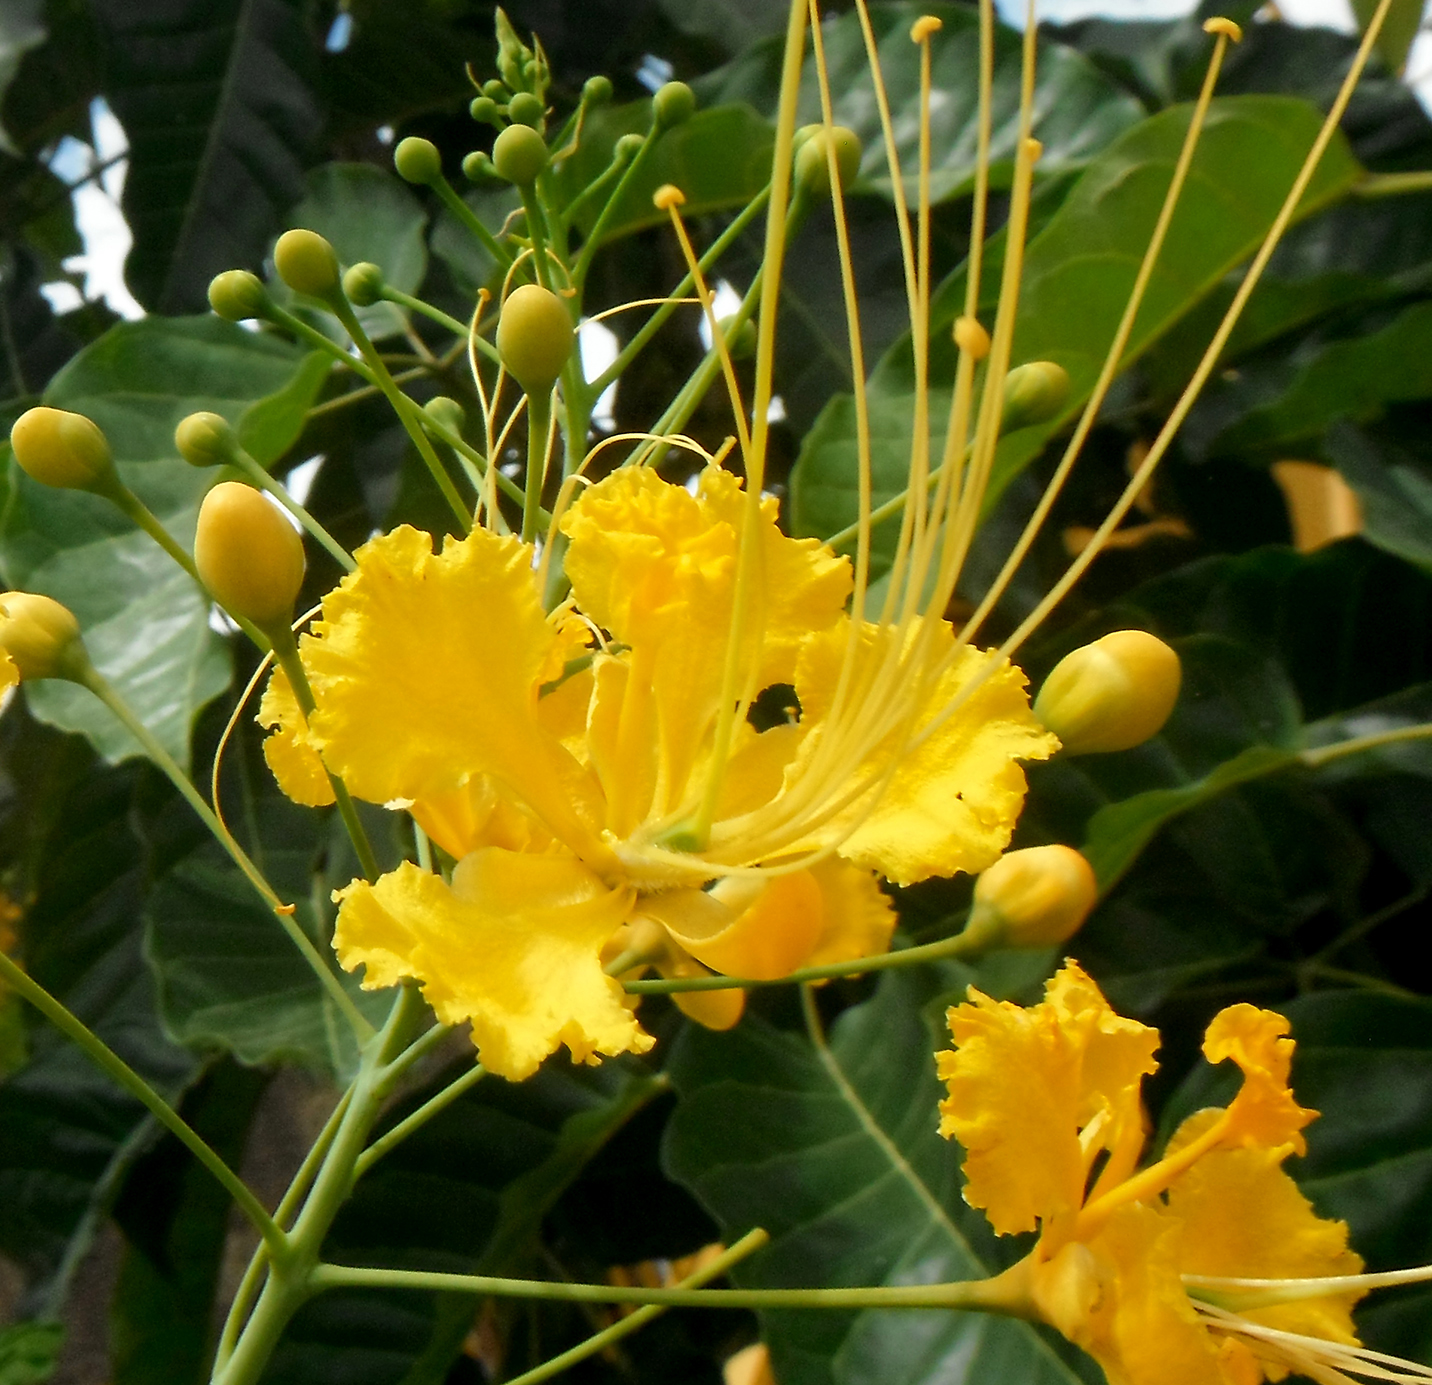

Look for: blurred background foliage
[2,0,1432,1382]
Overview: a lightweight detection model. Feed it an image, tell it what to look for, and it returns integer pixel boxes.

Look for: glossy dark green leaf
[0,316,328,767]
[1350,0,1428,76]
[666,969,1095,1385]
[792,96,1364,564]
[0,1320,62,1385]
[1322,422,1432,572]
[92,0,322,312]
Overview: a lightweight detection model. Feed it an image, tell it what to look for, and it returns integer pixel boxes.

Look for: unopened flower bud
[965,845,1098,950]
[342,262,385,307]
[469,95,499,124]
[175,411,237,468]
[194,482,306,631]
[496,284,573,396]
[491,123,548,185]
[613,133,644,166]
[208,269,269,321]
[273,229,341,300]
[9,407,114,491]
[1035,630,1182,754]
[463,151,496,182]
[794,125,862,197]
[0,592,85,682]
[424,396,466,433]
[506,91,545,130]
[582,75,613,107]
[1001,361,1071,433]
[652,81,695,131]
[394,136,442,185]
[481,79,508,102]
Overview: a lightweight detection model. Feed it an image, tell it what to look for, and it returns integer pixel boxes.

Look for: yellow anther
[1202,16,1243,41]
[653,183,686,210]
[910,15,943,42]
[953,316,991,360]
[273,902,297,917]
[1024,137,1044,163]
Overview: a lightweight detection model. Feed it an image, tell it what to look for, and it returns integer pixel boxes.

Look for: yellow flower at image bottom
[937,962,1364,1385]
[259,464,1056,1078]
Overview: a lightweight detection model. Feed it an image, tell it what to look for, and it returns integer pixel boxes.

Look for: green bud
[424,396,467,433]
[652,80,696,131]
[794,125,862,197]
[962,846,1098,952]
[1035,630,1182,755]
[394,135,442,185]
[497,284,574,396]
[613,133,645,165]
[717,315,757,360]
[175,411,237,468]
[10,407,114,490]
[506,91,545,130]
[482,79,508,102]
[463,150,497,183]
[195,482,306,631]
[491,123,548,185]
[208,269,269,321]
[343,262,385,307]
[273,229,340,300]
[494,8,532,91]
[469,95,498,124]
[582,75,613,106]
[1001,361,1071,433]
[0,592,86,683]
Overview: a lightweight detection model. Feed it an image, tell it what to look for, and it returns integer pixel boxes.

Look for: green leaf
[666,970,1095,1385]
[0,0,45,156]
[792,96,1364,565]
[701,1,1141,202]
[93,0,321,312]
[0,1321,62,1385]
[1322,422,1432,573]
[1350,0,1428,75]
[0,316,328,767]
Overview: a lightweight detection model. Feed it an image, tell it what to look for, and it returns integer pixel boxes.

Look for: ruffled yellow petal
[257,667,335,807]
[1202,1005,1317,1154]
[409,778,555,860]
[332,851,650,1081]
[937,961,1158,1236]
[801,859,896,968]
[1168,1141,1364,1346]
[793,623,1057,885]
[299,525,607,864]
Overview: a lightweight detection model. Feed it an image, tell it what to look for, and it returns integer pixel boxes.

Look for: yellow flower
[936,962,1367,1385]
[260,464,1054,1079]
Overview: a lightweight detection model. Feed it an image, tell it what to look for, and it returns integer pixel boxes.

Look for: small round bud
[717,314,756,360]
[469,95,498,124]
[1001,360,1071,433]
[491,123,548,185]
[613,133,644,165]
[582,75,613,107]
[1035,630,1182,755]
[194,482,306,630]
[652,81,696,131]
[794,125,862,197]
[463,151,496,182]
[273,229,340,300]
[174,411,237,468]
[481,79,508,102]
[0,592,85,682]
[496,284,574,396]
[506,91,545,130]
[394,136,442,185]
[9,407,114,490]
[342,262,385,307]
[424,396,467,433]
[966,845,1098,950]
[208,269,269,321]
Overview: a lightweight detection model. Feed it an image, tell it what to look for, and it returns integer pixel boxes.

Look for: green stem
[502,1230,772,1385]
[523,389,553,542]
[354,1059,485,1177]
[0,949,284,1255]
[1299,721,1432,768]
[227,450,355,572]
[380,284,502,366]
[1352,170,1432,198]
[573,127,660,290]
[429,174,514,272]
[623,924,981,995]
[75,664,373,1041]
[266,627,382,883]
[263,303,381,387]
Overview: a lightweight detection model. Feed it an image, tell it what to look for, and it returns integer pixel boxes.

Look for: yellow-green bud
[491,123,548,185]
[506,91,544,130]
[582,75,613,107]
[208,269,269,321]
[1001,360,1071,433]
[496,284,573,395]
[194,481,306,631]
[343,262,385,307]
[175,412,237,468]
[0,592,85,682]
[273,229,341,300]
[1035,630,1182,754]
[613,133,644,165]
[9,407,114,491]
[965,845,1098,950]
[794,125,862,197]
[653,81,695,131]
[718,314,757,360]
[469,95,498,124]
[394,135,442,185]
[424,396,466,433]
[463,151,496,182]
[481,79,507,102]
